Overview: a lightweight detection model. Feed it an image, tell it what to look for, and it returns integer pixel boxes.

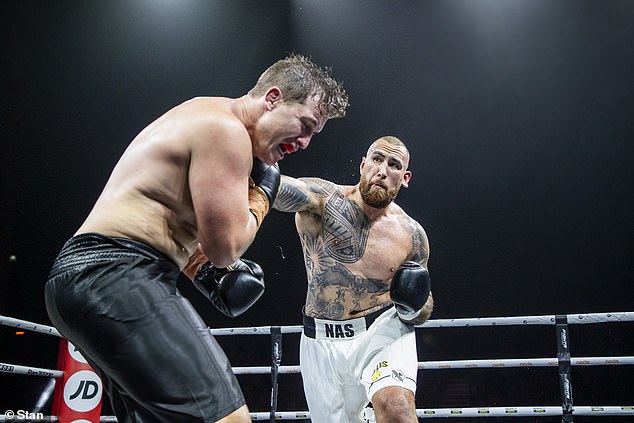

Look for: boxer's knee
[371,386,417,423]
[216,404,251,423]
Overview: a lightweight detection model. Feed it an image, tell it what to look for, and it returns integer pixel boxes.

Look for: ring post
[556,315,574,423]
[52,338,103,423]
[270,326,282,422]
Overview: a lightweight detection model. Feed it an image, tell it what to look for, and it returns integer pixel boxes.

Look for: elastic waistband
[65,233,169,261]
[303,304,394,340]
[49,233,172,278]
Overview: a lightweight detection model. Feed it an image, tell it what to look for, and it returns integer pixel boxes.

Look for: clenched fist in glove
[193,258,265,318]
[248,157,281,228]
[390,261,432,323]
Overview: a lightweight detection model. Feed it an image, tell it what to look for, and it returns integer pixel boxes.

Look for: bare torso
[295,181,428,320]
[76,97,246,268]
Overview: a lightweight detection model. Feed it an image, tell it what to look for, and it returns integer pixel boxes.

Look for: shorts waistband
[303,303,394,340]
[65,233,168,261]
[49,233,171,278]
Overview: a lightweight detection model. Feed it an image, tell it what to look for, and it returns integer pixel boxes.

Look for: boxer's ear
[401,170,412,188]
[265,87,282,111]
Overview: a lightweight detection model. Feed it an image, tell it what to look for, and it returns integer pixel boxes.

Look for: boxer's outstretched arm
[273,175,336,214]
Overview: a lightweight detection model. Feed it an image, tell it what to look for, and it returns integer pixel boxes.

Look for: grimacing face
[255,89,327,165]
[359,140,411,208]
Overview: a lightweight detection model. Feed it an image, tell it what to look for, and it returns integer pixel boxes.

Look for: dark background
[2,1,633,421]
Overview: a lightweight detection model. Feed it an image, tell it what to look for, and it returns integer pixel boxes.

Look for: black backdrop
[2,1,633,419]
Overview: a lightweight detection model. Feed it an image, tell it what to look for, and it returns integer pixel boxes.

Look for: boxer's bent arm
[406,219,434,325]
[408,220,430,267]
[189,119,258,267]
[273,175,336,214]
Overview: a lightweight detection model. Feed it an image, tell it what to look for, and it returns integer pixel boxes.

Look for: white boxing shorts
[300,304,418,423]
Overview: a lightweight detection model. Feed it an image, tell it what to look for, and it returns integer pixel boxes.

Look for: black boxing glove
[193,258,265,318]
[248,158,281,227]
[390,261,432,323]
[250,157,281,205]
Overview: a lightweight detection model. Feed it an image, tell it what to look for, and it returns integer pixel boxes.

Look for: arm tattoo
[275,177,335,212]
[275,183,311,212]
[409,222,429,264]
[304,178,336,197]
[323,191,370,263]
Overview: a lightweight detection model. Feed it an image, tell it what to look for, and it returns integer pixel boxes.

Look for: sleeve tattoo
[274,177,336,212]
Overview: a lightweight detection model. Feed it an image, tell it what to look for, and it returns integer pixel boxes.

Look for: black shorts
[45,233,245,422]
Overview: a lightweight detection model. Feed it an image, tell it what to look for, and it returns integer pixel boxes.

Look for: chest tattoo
[322,191,370,263]
[300,231,388,317]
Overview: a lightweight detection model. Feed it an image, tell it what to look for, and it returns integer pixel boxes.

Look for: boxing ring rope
[1,312,633,421]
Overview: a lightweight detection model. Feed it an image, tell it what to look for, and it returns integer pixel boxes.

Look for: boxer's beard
[359,177,398,209]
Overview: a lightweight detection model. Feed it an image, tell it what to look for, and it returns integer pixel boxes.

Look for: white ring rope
[418,356,634,370]
[0,315,61,337]
[228,355,634,375]
[3,311,632,338]
[0,362,63,378]
[248,406,634,420]
[422,311,634,328]
[0,406,632,421]
[414,406,634,418]
[1,312,633,420]
[8,354,631,379]
[206,311,634,336]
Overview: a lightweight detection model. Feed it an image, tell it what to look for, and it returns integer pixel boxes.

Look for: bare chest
[321,193,411,275]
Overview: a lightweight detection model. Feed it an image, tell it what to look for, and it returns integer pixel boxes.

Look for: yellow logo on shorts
[371,360,388,381]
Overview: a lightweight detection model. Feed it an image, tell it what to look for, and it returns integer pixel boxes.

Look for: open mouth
[280,143,294,154]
